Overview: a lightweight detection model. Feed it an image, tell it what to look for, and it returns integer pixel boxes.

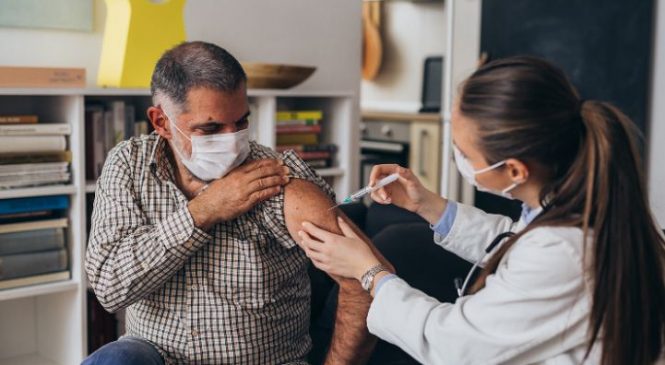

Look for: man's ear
[505,158,529,184]
[147,106,171,139]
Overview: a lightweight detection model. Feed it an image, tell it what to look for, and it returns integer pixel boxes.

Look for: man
[84,41,390,364]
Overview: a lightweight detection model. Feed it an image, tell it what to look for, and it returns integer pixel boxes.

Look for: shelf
[315,167,345,177]
[2,354,62,365]
[0,185,77,199]
[0,280,78,302]
[0,87,355,98]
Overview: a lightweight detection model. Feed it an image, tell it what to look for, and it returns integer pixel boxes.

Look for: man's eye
[199,125,222,133]
[237,117,249,128]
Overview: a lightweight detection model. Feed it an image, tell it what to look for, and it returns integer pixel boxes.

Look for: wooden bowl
[241,63,316,89]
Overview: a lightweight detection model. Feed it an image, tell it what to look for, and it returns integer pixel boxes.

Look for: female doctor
[297,57,665,365]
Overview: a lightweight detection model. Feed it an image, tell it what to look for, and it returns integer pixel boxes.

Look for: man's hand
[188,159,290,230]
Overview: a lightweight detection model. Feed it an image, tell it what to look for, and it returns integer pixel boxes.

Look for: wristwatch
[360,264,390,293]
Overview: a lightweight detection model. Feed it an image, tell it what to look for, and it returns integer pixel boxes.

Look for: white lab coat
[366,202,602,365]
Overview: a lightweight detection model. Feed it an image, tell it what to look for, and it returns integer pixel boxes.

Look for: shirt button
[141,262,150,271]
[183,241,193,249]
[177,231,188,240]
[190,284,198,290]
[191,329,198,337]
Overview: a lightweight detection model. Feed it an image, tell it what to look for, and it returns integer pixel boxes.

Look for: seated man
[84,41,391,364]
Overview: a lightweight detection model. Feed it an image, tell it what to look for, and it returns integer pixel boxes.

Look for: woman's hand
[297,217,382,281]
[369,164,447,225]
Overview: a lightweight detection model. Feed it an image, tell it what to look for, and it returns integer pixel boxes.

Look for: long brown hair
[461,56,665,365]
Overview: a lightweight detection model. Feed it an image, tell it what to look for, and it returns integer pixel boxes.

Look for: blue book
[0,195,69,215]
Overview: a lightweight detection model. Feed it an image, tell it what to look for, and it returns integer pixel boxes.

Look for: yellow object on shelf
[97,0,186,88]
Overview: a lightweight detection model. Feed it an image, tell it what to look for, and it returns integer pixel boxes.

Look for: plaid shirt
[86,132,335,364]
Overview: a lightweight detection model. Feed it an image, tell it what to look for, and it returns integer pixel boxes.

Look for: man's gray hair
[150,41,247,111]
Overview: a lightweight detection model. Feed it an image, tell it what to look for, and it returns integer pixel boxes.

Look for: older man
[83,41,389,364]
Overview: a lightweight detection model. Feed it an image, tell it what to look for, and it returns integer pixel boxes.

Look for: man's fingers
[248,164,290,182]
[249,175,288,193]
[337,217,359,239]
[241,158,283,173]
[248,186,281,205]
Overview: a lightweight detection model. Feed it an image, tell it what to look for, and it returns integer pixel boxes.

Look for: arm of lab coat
[367,227,589,365]
[434,203,520,264]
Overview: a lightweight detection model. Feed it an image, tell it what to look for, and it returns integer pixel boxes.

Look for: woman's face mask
[453,144,520,200]
[167,112,250,182]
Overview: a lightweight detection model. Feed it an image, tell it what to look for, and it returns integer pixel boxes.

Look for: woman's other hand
[297,217,382,281]
[369,164,447,225]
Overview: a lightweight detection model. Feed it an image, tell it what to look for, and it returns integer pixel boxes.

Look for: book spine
[276,134,319,145]
[0,115,39,124]
[0,195,69,215]
[276,111,323,121]
[0,228,65,256]
[0,248,68,280]
[0,151,72,165]
[275,119,319,126]
[0,124,71,136]
[276,144,338,153]
[0,136,66,153]
[295,151,332,160]
[275,125,322,134]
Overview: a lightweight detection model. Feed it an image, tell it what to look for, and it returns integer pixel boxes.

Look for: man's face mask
[453,144,521,200]
[167,112,250,182]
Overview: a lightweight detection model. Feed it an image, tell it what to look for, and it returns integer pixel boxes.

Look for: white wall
[360,1,446,112]
[649,0,665,228]
[0,0,361,93]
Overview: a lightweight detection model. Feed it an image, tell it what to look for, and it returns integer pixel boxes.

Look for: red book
[276,125,322,134]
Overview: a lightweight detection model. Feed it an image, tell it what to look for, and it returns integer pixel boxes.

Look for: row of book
[0,115,72,189]
[275,110,337,169]
[0,195,70,290]
[85,101,149,181]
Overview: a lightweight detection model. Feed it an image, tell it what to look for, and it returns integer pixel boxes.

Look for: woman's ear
[147,106,172,139]
[505,158,529,184]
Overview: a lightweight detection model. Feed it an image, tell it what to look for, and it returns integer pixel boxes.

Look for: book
[104,110,115,155]
[304,159,331,168]
[0,135,67,153]
[0,124,71,136]
[124,104,136,140]
[0,222,66,256]
[0,151,72,165]
[0,66,85,88]
[276,119,320,126]
[0,162,68,175]
[0,115,38,124]
[276,110,323,121]
[0,195,69,215]
[0,217,68,234]
[276,125,322,134]
[110,101,126,145]
[0,210,56,224]
[276,144,338,153]
[0,248,68,280]
[277,133,319,145]
[0,172,71,189]
[0,270,69,290]
[293,151,332,160]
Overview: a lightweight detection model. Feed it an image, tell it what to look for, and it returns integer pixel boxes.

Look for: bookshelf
[0,87,358,364]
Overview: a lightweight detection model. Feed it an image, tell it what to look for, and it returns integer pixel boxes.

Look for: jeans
[81,336,164,365]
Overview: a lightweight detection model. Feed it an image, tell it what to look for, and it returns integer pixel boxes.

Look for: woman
[297,57,665,365]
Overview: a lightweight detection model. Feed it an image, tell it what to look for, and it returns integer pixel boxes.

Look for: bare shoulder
[284,178,340,240]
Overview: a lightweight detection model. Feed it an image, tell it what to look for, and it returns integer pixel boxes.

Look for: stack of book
[275,110,337,169]
[0,115,71,189]
[0,195,70,290]
[85,101,149,181]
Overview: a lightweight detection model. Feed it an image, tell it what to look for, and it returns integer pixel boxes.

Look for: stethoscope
[454,231,516,297]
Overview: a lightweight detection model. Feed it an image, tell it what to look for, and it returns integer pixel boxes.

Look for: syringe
[329,173,400,210]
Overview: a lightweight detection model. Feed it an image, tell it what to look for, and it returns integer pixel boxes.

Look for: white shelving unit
[0,87,358,364]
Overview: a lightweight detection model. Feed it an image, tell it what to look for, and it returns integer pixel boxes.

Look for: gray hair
[150,41,247,112]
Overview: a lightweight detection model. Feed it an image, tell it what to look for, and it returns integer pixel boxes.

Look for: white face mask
[453,144,520,200]
[167,113,250,181]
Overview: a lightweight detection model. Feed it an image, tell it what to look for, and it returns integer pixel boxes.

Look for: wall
[649,0,665,228]
[0,0,361,93]
[360,1,446,112]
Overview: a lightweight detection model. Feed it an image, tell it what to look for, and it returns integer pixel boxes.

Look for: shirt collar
[521,203,543,224]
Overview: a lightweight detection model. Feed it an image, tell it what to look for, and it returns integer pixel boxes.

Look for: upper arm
[284,178,341,240]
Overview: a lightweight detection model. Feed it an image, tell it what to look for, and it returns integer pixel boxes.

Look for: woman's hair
[462,56,665,365]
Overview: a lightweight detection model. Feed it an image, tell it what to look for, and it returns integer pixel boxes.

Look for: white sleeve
[434,203,520,264]
[367,228,590,365]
